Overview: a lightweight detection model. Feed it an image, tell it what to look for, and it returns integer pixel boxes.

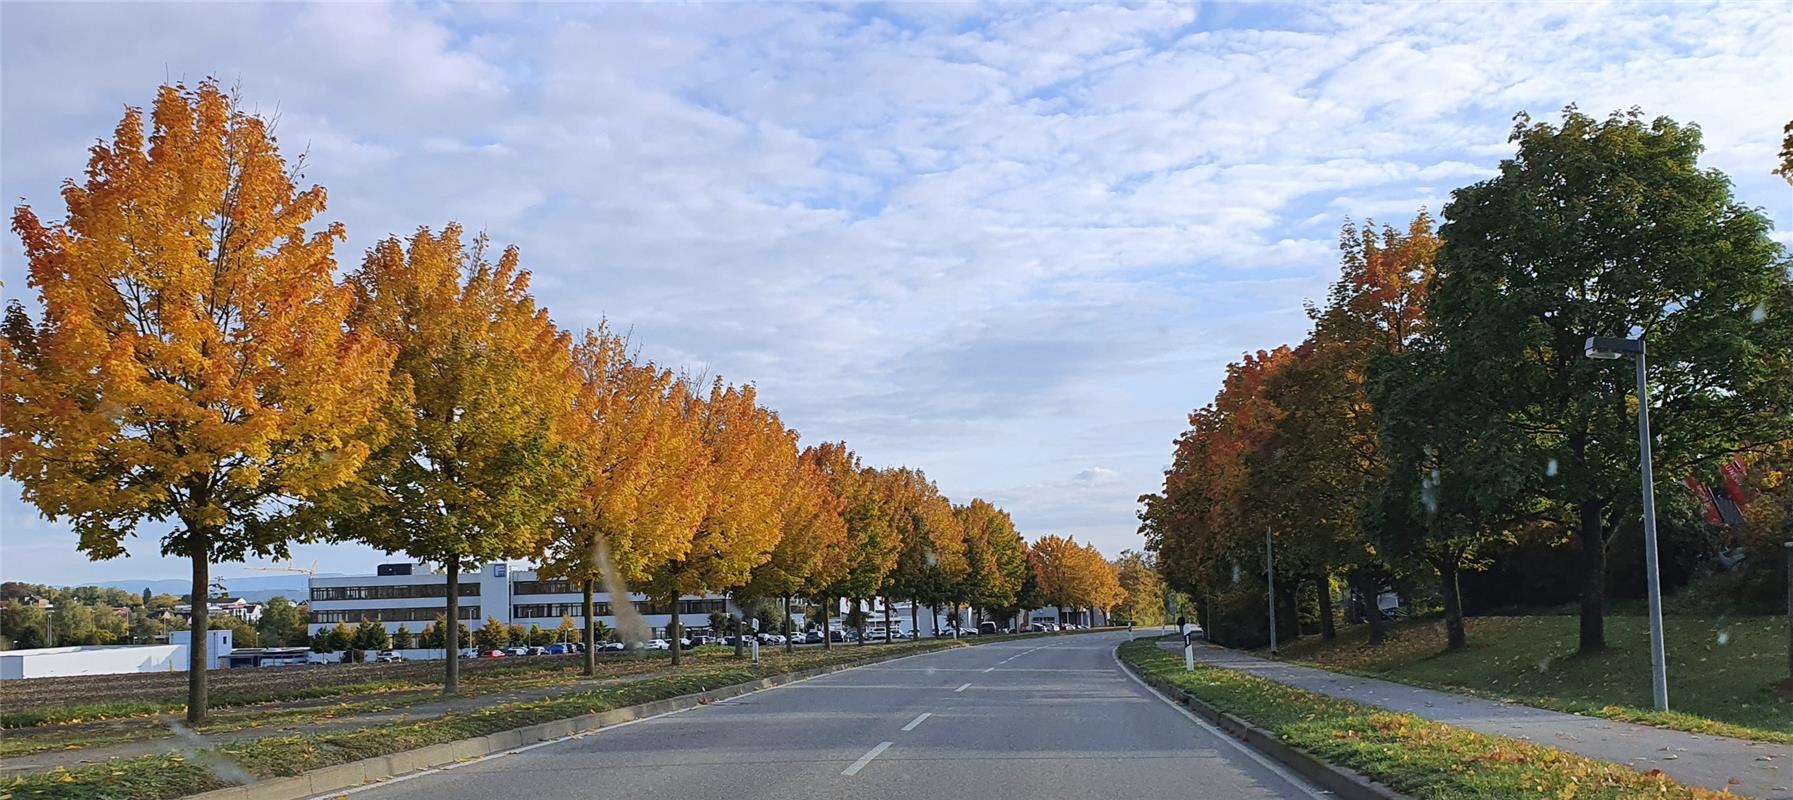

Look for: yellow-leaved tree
[540,328,710,674]
[0,81,394,722]
[643,380,791,665]
[334,224,583,694]
[742,450,850,651]
[804,442,898,648]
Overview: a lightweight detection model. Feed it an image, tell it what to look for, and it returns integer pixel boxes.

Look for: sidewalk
[1158,640,1790,798]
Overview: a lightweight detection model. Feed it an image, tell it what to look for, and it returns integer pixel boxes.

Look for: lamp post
[1584,335,1668,712]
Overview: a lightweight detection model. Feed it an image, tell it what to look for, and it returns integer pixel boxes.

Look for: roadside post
[751,618,761,668]
[1178,615,1194,672]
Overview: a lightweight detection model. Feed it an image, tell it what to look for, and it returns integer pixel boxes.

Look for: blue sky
[2,1,1790,584]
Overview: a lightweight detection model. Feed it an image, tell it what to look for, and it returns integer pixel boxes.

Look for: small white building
[0,629,232,680]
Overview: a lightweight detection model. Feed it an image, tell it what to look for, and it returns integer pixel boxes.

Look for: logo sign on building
[493,564,507,578]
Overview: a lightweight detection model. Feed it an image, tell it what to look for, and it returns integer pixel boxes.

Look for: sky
[2,1,1790,585]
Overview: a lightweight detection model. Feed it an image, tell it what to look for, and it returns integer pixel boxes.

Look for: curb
[1118,641,1410,800]
[184,631,1105,800]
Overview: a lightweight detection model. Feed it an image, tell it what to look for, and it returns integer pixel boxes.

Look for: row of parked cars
[371,621,1084,661]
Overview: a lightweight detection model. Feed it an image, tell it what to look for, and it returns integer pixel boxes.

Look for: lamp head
[1584,336,1643,359]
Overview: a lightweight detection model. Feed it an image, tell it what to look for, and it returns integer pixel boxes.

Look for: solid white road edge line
[842,741,894,776]
[901,712,931,731]
[954,682,972,692]
[309,645,961,800]
[1110,642,1328,800]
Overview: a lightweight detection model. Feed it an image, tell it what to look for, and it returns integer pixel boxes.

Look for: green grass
[0,637,975,799]
[1270,614,1791,743]
[1118,640,1734,800]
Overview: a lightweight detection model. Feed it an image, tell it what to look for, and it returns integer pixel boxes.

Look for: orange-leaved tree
[643,380,790,665]
[806,442,899,647]
[539,328,710,674]
[1,81,394,722]
[335,224,583,694]
[743,448,849,651]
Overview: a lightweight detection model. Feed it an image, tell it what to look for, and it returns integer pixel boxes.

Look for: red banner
[1719,456,1752,507]
[1683,475,1724,525]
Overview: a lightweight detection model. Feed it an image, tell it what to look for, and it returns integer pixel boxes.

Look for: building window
[511,579,578,596]
[310,583,480,602]
[308,606,480,624]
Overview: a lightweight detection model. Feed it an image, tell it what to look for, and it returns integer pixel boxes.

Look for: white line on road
[1110,644,1327,800]
[954,682,971,692]
[842,741,894,776]
[983,666,995,672]
[901,712,932,731]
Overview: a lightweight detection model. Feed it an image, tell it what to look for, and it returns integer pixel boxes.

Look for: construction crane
[243,559,318,577]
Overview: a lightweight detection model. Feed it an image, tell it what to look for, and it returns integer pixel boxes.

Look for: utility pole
[1785,542,1791,680]
[1266,526,1277,655]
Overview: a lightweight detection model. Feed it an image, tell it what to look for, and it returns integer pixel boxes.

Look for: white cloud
[1,0,1787,581]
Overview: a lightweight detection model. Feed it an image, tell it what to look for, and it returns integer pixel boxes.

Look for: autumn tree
[642,380,790,665]
[332,224,583,693]
[806,442,899,648]
[877,467,967,639]
[1426,108,1793,654]
[539,328,709,674]
[1112,550,1167,626]
[955,499,1024,625]
[741,451,848,652]
[0,81,393,721]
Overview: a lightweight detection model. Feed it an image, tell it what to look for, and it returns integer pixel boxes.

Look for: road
[328,630,1323,800]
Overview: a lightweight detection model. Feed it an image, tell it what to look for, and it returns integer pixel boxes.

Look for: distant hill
[78,573,334,602]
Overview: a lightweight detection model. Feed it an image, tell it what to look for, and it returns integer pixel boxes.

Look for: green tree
[392,625,415,650]
[1428,108,1793,654]
[1112,550,1167,626]
[326,622,354,652]
[1,601,48,649]
[333,225,583,693]
[474,615,510,651]
[353,620,389,652]
[256,596,308,647]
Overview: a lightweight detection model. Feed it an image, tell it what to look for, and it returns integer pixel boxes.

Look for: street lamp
[1584,335,1668,712]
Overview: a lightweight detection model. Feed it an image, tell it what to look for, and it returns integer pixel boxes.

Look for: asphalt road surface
[328,630,1324,800]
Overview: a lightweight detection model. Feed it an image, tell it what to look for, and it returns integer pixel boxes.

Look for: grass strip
[1,638,965,800]
[1117,640,1737,800]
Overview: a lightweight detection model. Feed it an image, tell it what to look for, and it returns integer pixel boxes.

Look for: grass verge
[1268,615,1790,744]
[1,638,971,800]
[1118,640,1738,800]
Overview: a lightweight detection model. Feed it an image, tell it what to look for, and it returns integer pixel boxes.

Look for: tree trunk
[883,598,892,643]
[1440,558,1466,651]
[669,603,682,666]
[1578,502,1607,654]
[582,578,596,676]
[1317,570,1337,642]
[444,561,460,695]
[932,604,941,637]
[784,596,794,653]
[855,599,865,646]
[734,612,745,658]
[187,539,209,723]
[821,599,831,651]
[1353,570,1385,645]
[911,601,919,640]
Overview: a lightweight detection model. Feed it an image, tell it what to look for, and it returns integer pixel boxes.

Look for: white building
[172,597,264,623]
[307,563,737,640]
[0,629,232,680]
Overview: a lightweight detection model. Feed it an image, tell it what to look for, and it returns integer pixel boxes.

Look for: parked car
[502,645,528,656]
[603,641,626,651]
[480,649,506,658]
[375,650,404,663]
[828,629,848,642]
[546,643,571,655]
[806,631,825,644]
[979,621,999,635]
[690,635,714,647]
[645,639,670,650]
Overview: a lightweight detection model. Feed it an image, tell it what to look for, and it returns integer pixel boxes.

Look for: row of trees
[0,80,1123,723]
[1142,108,1793,655]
